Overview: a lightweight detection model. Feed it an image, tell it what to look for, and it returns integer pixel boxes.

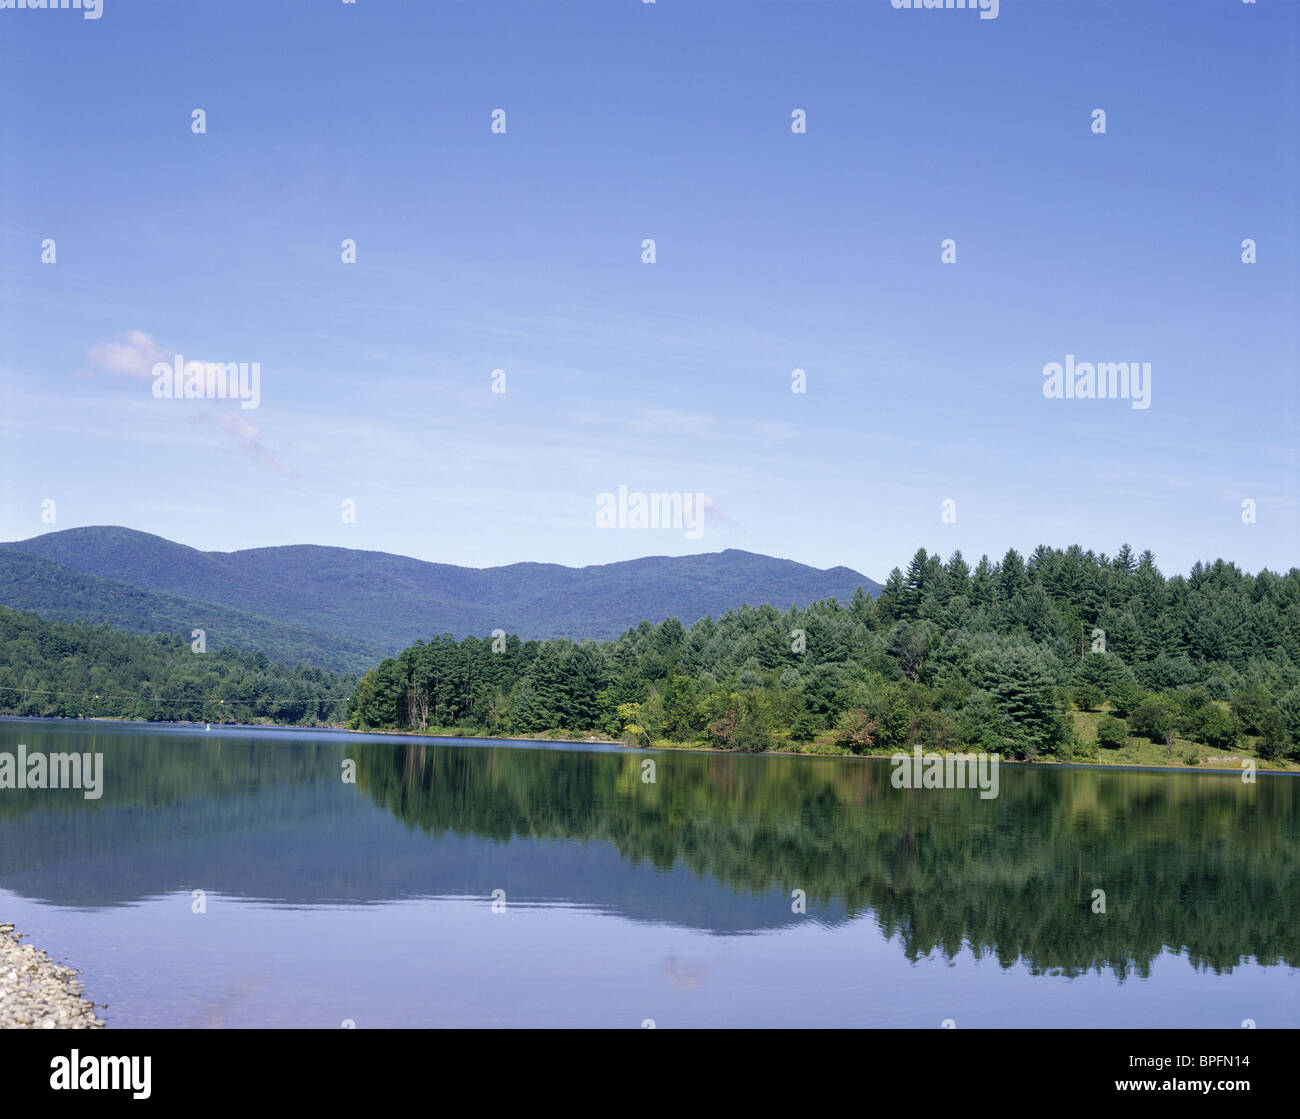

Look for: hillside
[0,527,881,668]
[0,551,385,674]
[0,605,352,724]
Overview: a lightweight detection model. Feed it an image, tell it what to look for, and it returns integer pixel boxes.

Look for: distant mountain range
[0,527,880,673]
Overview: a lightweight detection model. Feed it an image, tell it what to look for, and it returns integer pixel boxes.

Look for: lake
[1,717,1296,1028]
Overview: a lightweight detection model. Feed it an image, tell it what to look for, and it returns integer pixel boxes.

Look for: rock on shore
[0,923,104,1029]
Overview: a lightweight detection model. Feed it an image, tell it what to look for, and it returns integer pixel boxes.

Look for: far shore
[3,713,1297,775]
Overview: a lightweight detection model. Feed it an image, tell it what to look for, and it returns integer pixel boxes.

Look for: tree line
[0,606,353,725]
[347,544,1300,762]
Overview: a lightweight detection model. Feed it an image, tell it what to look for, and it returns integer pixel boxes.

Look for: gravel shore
[0,923,104,1029]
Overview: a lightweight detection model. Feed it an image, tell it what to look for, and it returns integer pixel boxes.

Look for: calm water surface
[1,717,1296,1028]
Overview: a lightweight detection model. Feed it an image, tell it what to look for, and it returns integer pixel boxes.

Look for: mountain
[0,550,383,673]
[0,526,881,670]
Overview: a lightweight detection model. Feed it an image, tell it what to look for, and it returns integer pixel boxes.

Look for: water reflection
[1,719,1296,980]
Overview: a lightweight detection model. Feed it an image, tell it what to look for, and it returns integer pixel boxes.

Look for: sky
[1,0,1295,583]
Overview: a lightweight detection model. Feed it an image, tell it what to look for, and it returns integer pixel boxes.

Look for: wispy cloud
[209,413,294,477]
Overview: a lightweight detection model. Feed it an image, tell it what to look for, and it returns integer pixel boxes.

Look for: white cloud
[80,331,294,475]
[85,329,169,379]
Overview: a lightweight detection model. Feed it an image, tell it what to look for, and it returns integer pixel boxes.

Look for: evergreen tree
[978,646,1069,758]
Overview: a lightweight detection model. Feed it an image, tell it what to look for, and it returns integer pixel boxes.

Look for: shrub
[1232,684,1274,737]
[837,677,910,751]
[834,708,878,753]
[1167,686,1212,736]
[1096,715,1127,750]
[1072,682,1104,712]
[1107,679,1141,718]
[1192,703,1239,750]
[1069,733,1098,760]
[733,693,775,752]
[1130,697,1171,743]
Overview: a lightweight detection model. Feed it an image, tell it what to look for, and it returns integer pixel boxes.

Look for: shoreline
[0,923,104,1030]
[2,713,1296,775]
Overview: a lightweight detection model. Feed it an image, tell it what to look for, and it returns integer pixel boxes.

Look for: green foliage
[1130,697,1172,744]
[732,693,776,753]
[0,606,352,724]
[1279,688,1300,755]
[1106,679,1142,718]
[977,646,1070,759]
[1066,732,1098,760]
[1231,683,1274,736]
[1096,715,1128,749]
[1166,686,1211,737]
[1189,703,1239,751]
[340,541,1300,761]
[1072,682,1104,712]
[789,708,822,742]
[699,691,773,752]
[507,678,550,734]
[837,677,909,751]
[11,535,1298,767]
[1257,706,1289,761]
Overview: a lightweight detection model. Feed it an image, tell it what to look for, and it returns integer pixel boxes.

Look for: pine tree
[899,549,929,620]
[970,556,995,609]
[1113,543,1137,577]
[979,646,1069,758]
[945,550,970,593]
[877,567,905,623]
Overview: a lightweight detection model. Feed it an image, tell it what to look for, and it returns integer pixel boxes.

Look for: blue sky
[1,0,1295,582]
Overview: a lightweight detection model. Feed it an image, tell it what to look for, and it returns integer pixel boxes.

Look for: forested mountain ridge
[4,535,1297,771]
[348,544,1300,766]
[0,526,882,659]
[0,550,383,673]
